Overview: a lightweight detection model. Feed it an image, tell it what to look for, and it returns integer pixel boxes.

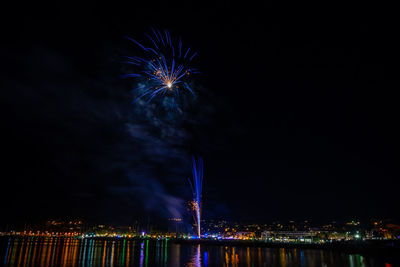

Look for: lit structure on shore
[188,156,203,238]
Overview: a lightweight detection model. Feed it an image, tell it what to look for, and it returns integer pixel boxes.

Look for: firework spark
[188,156,203,238]
[123,28,200,104]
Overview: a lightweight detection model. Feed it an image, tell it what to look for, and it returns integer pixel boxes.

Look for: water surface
[0,237,396,266]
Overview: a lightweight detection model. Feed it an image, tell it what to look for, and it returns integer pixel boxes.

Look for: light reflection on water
[0,237,395,266]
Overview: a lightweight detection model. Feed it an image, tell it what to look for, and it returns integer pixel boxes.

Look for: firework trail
[188,156,203,238]
[123,28,200,105]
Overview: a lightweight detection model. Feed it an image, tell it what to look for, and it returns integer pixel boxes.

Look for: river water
[0,237,396,266]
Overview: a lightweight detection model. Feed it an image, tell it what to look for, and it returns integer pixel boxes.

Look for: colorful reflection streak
[0,237,395,266]
[2,237,143,267]
[187,244,201,267]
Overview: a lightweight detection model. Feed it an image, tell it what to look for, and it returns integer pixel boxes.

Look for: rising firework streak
[188,156,203,238]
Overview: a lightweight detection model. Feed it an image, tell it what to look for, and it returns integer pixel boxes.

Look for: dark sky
[1,4,399,227]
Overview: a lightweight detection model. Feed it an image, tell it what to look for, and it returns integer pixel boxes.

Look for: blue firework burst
[123,28,200,105]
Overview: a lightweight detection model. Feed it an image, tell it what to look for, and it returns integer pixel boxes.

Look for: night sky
[2,4,399,227]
